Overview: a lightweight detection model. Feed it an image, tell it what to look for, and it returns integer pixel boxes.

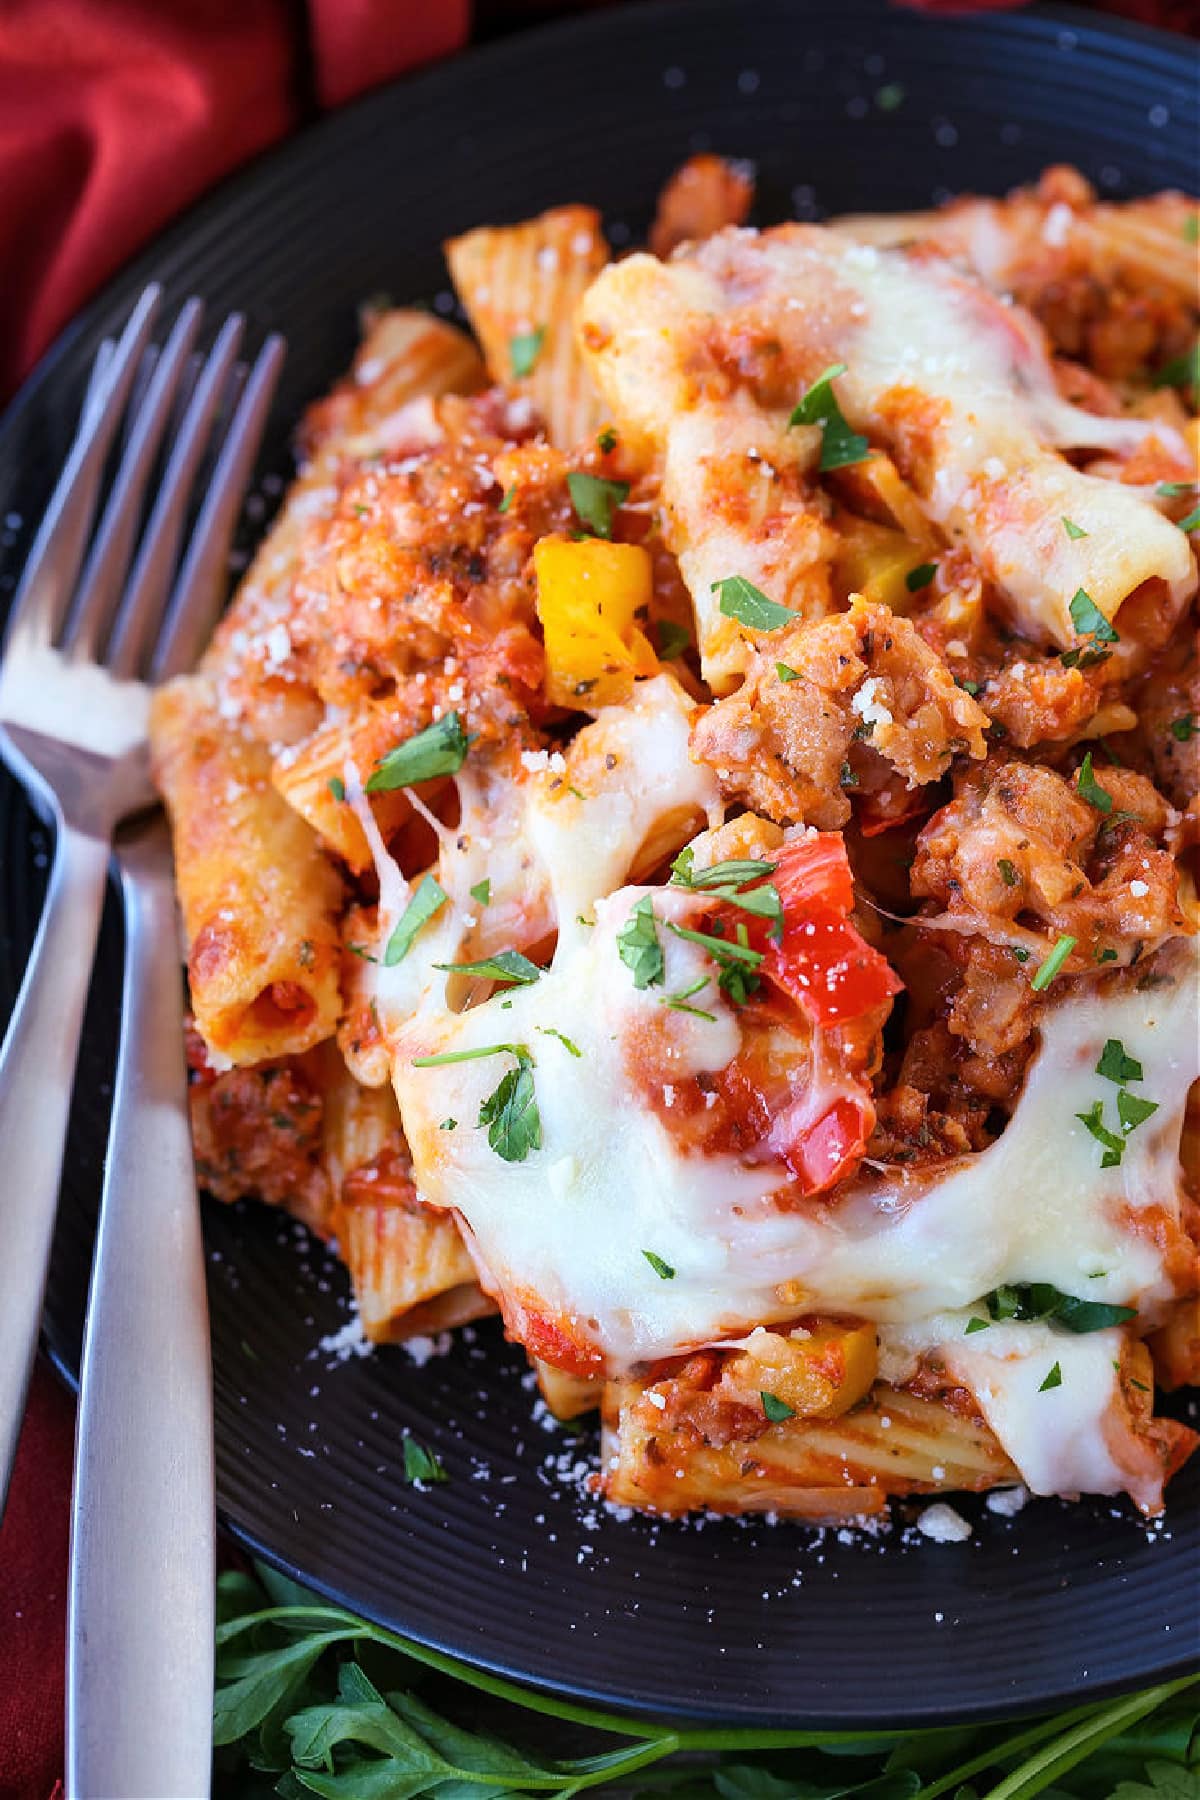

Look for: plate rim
[9,0,1200,1729]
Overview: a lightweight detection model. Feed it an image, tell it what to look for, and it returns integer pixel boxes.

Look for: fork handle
[0,820,111,1512]
[67,821,214,1800]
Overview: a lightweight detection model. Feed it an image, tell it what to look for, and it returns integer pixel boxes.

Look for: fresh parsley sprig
[976,1282,1136,1334]
[366,713,471,792]
[214,1563,1200,1800]
[788,361,870,469]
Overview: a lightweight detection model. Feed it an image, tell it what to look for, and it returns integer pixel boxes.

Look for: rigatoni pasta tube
[151,673,344,1064]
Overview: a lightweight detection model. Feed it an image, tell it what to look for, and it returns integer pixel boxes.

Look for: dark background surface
[1,0,1198,1731]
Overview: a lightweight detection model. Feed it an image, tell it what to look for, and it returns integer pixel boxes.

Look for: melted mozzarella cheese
[580,230,1195,670]
[880,1314,1138,1503]
[524,674,721,946]
[395,935,1197,1373]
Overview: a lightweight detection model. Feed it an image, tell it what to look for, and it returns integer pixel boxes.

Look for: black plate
[2,0,1198,1728]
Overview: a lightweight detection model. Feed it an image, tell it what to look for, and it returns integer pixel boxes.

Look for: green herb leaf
[981,1281,1136,1334]
[439,1117,457,1131]
[760,1391,795,1423]
[1117,1089,1159,1134]
[1096,1038,1144,1084]
[1152,340,1199,393]
[776,661,801,682]
[1076,1098,1126,1166]
[618,894,665,989]
[1062,517,1088,540]
[413,1041,528,1068]
[498,484,517,513]
[537,1025,582,1056]
[712,575,796,631]
[1168,713,1196,742]
[470,877,491,905]
[1031,933,1076,991]
[567,471,630,539]
[788,362,870,469]
[656,618,692,661]
[964,1316,990,1335]
[666,920,764,967]
[905,562,937,591]
[434,949,541,985]
[1178,504,1200,532]
[659,977,716,1021]
[402,1435,448,1486]
[327,776,346,802]
[384,875,447,966]
[597,426,619,453]
[670,852,777,891]
[642,1250,676,1280]
[1069,588,1119,645]
[997,857,1020,887]
[1039,1361,1063,1392]
[366,713,470,791]
[509,326,545,379]
[477,1056,541,1163]
[1077,749,1114,814]
[1156,481,1197,497]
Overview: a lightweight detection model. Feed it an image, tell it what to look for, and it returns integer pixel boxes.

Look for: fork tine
[3,288,161,659]
[62,301,206,663]
[151,333,286,682]
[103,314,245,682]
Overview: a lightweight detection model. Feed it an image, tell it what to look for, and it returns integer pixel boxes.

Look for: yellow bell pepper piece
[534,535,657,708]
[721,1320,879,1421]
[834,514,932,613]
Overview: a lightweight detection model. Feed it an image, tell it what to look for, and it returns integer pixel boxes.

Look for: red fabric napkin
[0,1,1195,1796]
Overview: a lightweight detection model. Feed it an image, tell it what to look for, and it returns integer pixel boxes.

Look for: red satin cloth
[0,0,1195,1795]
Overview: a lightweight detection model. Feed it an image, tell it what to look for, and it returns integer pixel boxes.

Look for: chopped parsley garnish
[413,1041,527,1068]
[964,1316,990,1335]
[760,1391,796,1423]
[1117,1089,1158,1134]
[477,1053,541,1162]
[997,858,1020,887]
[1095,946,1118,964]
[384,875,447,966]
[498,484,517,514]
[509,326,545,379]
[712,575,796,631]
[435,949,541,985]
[1152,340,1199,394]
[1076,1098,1126,1168]
[955,677,980,696]
[905,562,937,592]
[1011,946,1030,964]
[1156,481,1196,497]
[1061,517,1088,540]
[840,760,859,788]
[439,1117,457,1131]
[1096,1038,1143,1084]
[327,776,346,803]
[670,849,777,893]
[659,979,716,1022]
[656,618,692,661]
[642,1250,676,1280]
[788,362,869,470]
[666,919,764,1005]
[366,712,471,791]
[617,895,665,989]
[402,1436,448,1485]
[1169,713,1196,742]
[1039,1362,1063,1394]
[597,427,619,453]
[776,662,801,683]
[1179,504,1200,533]
[537,1026,582,1057]
[1185,217,1199,244]
[567,472,630,539]
[1076,750,1113,814]
[1061,588,1118,669]
[980,1282,1135,1334]
[470,878,491,906]
[1030,933,1076,992]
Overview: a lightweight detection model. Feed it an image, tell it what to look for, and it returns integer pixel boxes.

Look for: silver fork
[0,289,284,1789]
